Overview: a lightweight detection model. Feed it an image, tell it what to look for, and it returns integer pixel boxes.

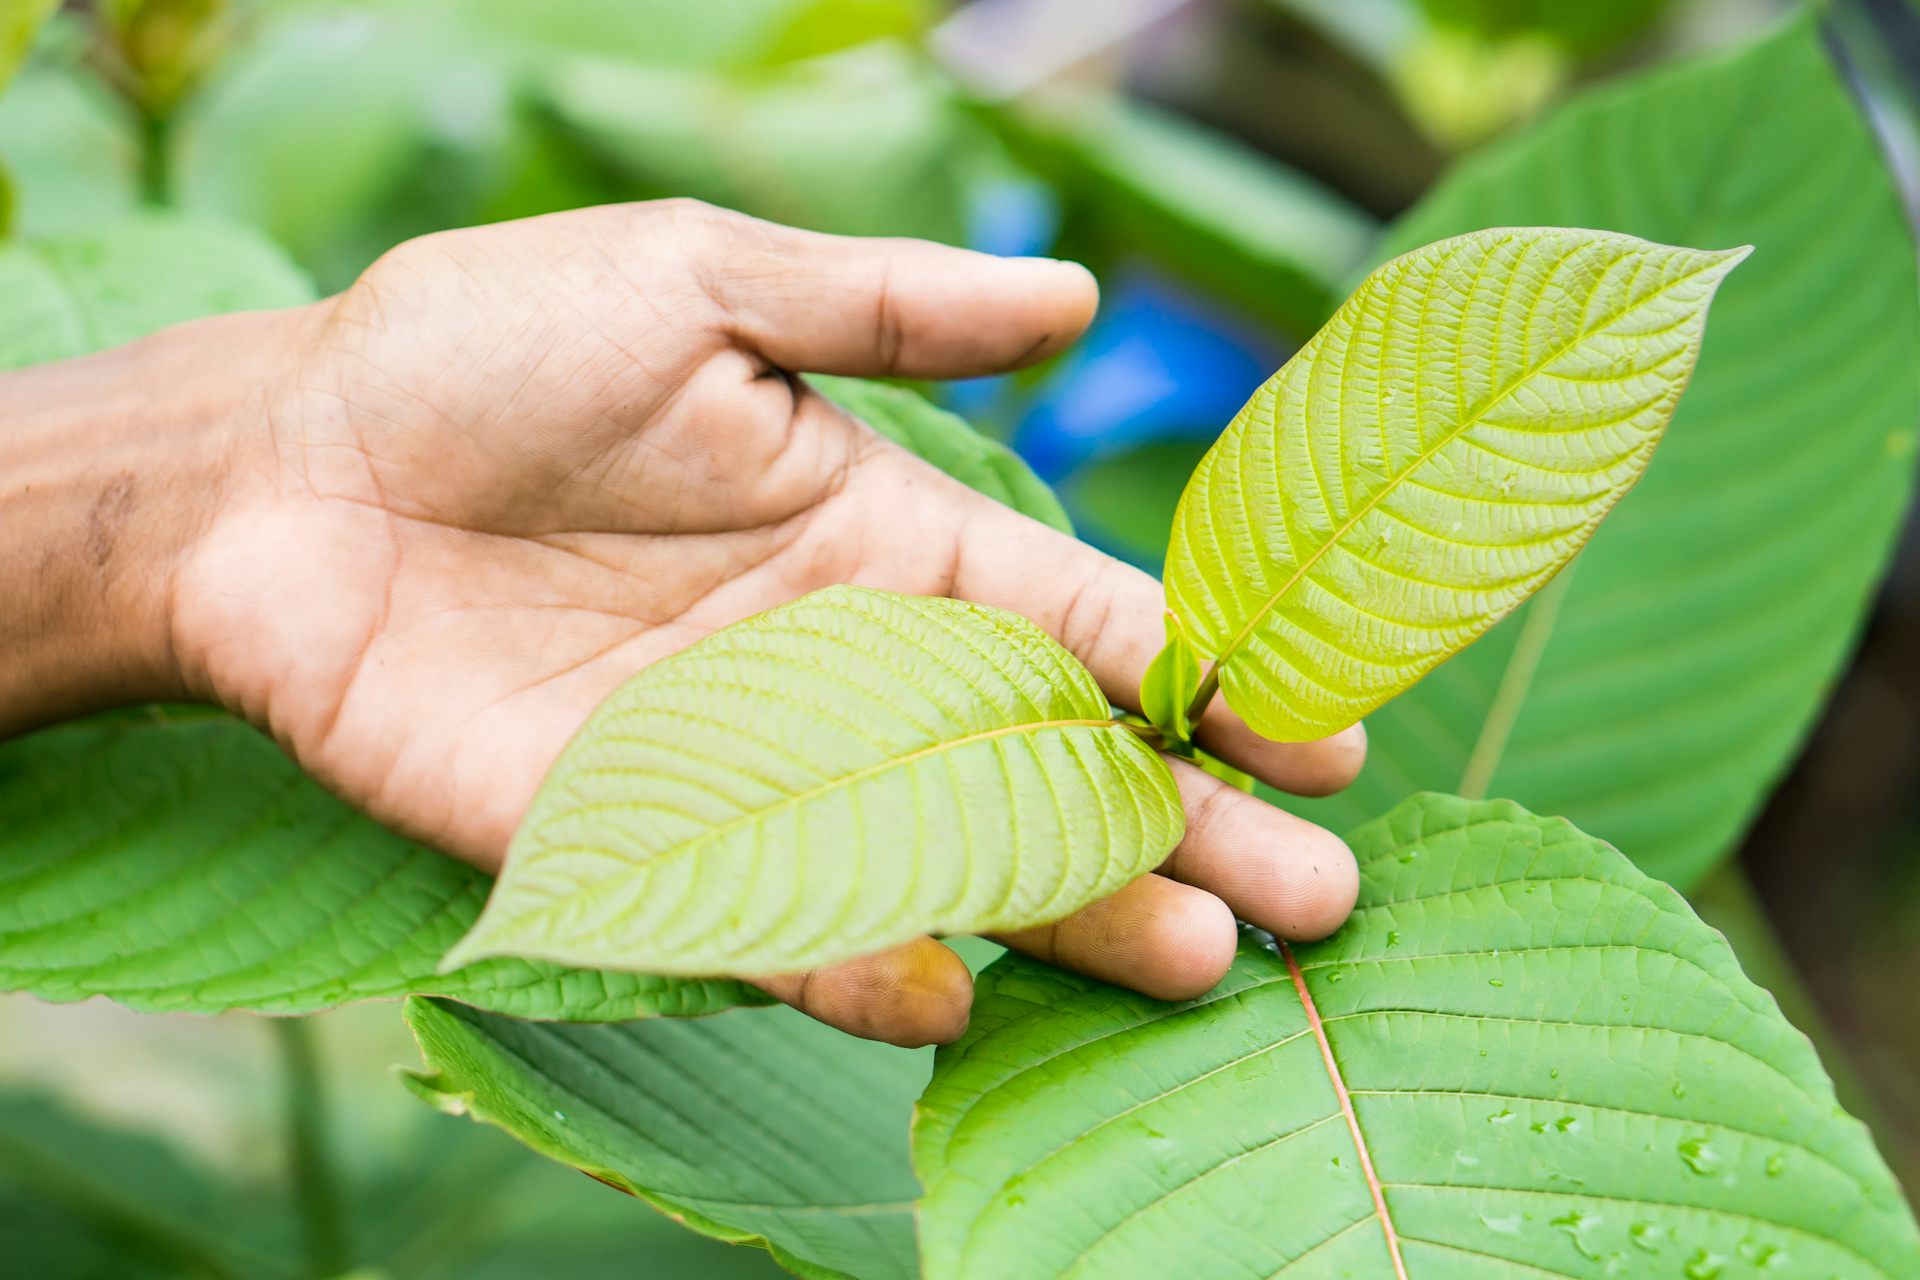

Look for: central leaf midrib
[1281,939,1409,1278]
[531,716,1121,876]
[1205,253,1721,682]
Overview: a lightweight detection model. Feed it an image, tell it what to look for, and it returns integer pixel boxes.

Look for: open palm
[173,201,1365,1045]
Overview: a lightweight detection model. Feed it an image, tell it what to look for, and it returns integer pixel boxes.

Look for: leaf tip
[1706,242,1755,276]
[396,1068,471,1116]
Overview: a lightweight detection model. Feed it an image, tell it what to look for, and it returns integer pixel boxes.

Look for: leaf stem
[1116,716,1168,752]
[272,1018,349,1279]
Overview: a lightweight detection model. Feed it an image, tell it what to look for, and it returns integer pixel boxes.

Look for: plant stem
[272,1018,349,1279]
[1183,663,1221,731]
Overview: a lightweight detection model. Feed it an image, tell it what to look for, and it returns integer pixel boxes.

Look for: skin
[0,200,1364,1047]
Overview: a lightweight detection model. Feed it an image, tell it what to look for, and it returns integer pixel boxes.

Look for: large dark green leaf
[0,713,761,1018]
[402,997,926,1280]
[1293,13,1920,889]
[915,793,1920,1277]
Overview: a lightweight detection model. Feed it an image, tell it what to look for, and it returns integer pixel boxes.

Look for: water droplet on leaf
[1677,1137,1721,1176]
[1682,1248,1725,1279]
[1550,1210,1603,1260]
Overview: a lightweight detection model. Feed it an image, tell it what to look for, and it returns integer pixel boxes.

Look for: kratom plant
[444,225,1747,979]
[407,220,1919,1280]
[4,8,1920,1279]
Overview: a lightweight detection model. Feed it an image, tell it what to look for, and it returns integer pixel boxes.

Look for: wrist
[0,308,298,735]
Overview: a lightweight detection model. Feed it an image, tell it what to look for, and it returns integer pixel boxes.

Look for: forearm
[0,314,274,735]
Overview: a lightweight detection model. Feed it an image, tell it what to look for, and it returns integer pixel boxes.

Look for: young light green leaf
[403,996,925,1280]
[0,713,764,1019]
[1138,611,1201,745]
[1290,14,1920,890]
[447,585,1183,977]
[1166,226,1744,744]
[915,792,1920,1279]
[811,373,1072,534]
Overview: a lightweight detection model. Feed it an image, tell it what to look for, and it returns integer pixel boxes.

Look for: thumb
[685,204,1099,378]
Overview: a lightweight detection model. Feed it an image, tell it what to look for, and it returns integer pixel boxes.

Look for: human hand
[16,201,1366,1045]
